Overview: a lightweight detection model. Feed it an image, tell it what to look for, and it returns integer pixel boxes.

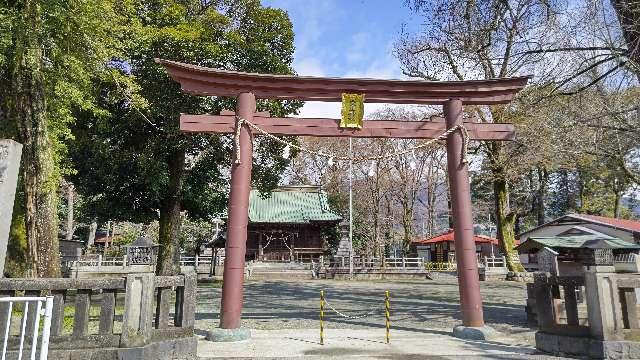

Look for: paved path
[197,328,562,359]
[196,279,535,344]
[195,279,565,359]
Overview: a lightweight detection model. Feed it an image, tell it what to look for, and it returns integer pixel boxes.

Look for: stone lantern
[125,236,159,266]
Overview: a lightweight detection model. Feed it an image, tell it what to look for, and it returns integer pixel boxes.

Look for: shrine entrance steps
[246,261,315,281]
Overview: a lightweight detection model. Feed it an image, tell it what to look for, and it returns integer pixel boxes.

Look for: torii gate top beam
[155,59,529,105]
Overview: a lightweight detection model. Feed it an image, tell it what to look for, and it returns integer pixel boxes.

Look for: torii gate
[156,59,529,339]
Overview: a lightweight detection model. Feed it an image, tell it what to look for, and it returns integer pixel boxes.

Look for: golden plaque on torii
[340,93,365,129]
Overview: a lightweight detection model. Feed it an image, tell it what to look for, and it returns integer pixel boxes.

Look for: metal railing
[179,255,223,267]
[323,256,507,271]
[481,256,507,268]
[319,256,425,270]
[323,256,427,269]
[0,296,53,360]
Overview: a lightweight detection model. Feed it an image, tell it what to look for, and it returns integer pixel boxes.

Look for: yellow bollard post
[320,290,325,345]
[385,290,390,344]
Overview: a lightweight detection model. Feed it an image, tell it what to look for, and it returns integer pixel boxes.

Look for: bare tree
[397,0,573,270]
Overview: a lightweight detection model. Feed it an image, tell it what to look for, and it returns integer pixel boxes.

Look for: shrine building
[231,185,342,262]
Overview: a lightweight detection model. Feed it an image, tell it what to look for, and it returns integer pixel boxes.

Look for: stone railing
[323,256,426,269]
[532,273,588,336]
[62,255,222,278]
[533,269,640,358]
[318,256,429,280]
[0,272,197,359]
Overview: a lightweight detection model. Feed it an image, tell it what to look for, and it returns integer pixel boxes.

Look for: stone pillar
[444,100,487,337]
[584,266,623,340]
[121,272,155,347]
[0,140,22,276]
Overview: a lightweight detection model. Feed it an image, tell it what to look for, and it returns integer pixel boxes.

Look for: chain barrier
[322,297,380,320]
[319,290,391,345]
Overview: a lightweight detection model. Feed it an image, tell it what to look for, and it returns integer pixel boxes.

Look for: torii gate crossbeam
[156,58,529,340]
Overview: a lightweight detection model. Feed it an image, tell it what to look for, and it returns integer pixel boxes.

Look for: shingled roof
[517,235,640,253]
[569,214,640,233]
[517,213,640,239]
[247,186,342,224]
[412,229,501,245]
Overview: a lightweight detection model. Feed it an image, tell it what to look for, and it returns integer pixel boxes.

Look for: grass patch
[10,303,126,334]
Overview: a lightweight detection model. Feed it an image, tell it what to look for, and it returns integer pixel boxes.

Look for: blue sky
[261,0,422,117]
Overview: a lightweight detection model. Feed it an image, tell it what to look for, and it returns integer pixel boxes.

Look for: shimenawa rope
[233,116,470,165]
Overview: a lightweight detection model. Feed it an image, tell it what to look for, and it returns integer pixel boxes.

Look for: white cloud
[345,32,371,64]
[293,57,326,77]
[299,101,342,118]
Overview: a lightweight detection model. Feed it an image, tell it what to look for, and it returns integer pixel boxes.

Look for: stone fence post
[174,271,196,329]
[584,266,623,340]
[533,272,556,332]
[121,272,155,347]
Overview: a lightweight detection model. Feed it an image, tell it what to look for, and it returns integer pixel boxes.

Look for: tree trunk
[66,184,74,241]
[401,203,413,253]
[156,150,186,276]
[577,169,586,212]
[614,191,622,218]
[536,167,547,225]
[9,0,60,278]
[87,220,97,247]
[427,182,437,237]
[493,173,525,273]
[610,0,640,80]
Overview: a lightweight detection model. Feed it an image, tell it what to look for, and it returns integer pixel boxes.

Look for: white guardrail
[0,296,53,360]
[179,256,223,267]
[324,256,508,270]
[63,255,224,268]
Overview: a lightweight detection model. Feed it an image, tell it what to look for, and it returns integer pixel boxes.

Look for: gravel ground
[195,279,537,347]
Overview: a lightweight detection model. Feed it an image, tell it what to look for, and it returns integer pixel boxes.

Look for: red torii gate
[156,59,529,339]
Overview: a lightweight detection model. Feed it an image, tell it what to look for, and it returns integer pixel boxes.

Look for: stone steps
[246,261,315,280]
[247,270,314,280]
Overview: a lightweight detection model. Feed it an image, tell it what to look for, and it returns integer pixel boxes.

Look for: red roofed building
[412,229,501,262]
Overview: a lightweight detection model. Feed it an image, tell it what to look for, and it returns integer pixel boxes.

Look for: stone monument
[537,246,559,276]
[0,140,22,276]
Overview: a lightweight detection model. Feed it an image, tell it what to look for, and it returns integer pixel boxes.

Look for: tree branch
[561,61,628,95]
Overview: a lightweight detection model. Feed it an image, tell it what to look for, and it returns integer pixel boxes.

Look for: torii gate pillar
[218,93,254,333]
[444,99,485,329]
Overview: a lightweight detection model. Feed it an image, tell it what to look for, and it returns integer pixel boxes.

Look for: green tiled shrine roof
[247,186,342,224]
[520,235,640,250]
